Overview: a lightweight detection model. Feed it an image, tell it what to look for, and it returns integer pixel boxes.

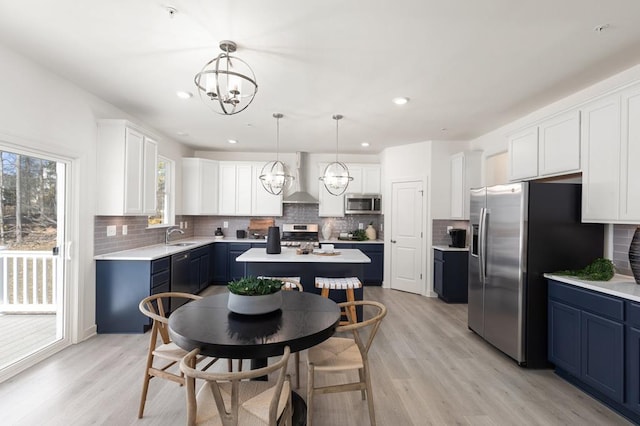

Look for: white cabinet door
[142,137,158,215]
[218,163,237,215]
[123,127,144,214]
[620,85,640,221]
[182,158,218,215]
[347,165,364,194]
[362,165,381,193]
[581,93,621,222]
[318,163,345,217]
[236,164,253,215]
[508,126,539,181]
[252,164,283,216]
[539,110,581,177]
[450,153,465,219]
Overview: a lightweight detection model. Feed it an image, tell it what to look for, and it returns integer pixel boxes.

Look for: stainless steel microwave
[345,194,382,214]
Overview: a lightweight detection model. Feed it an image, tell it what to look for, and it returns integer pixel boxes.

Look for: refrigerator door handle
[480,208,489,282]
[478,207,486,282]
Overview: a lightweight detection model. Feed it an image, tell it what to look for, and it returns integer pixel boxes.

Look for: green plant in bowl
[351,229,368,241]
[227,276,283,296]
[554,258,615,281]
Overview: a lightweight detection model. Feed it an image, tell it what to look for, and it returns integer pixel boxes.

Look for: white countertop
[433,245,469,252]
[545,273,640,302]
[94,237,219,261]
[319,239,384,244]
[236,248,371,263]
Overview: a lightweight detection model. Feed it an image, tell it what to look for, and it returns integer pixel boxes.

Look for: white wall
[380,141,432,295]
[0,42,195,354]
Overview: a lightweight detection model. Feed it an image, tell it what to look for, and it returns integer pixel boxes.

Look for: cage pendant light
[320,114,353,196]
[194,40,258,115]
[260,113,294,195]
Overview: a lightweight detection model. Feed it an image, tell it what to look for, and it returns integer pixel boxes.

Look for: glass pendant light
[259,113,294,195]
[320,114,353,196]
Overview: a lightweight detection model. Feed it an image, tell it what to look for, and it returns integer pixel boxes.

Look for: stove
[280,224,319,247]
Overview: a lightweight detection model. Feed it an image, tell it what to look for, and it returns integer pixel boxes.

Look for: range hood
[283,152,319,204]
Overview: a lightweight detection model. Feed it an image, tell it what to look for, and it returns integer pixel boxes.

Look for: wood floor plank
[0,286,632,425]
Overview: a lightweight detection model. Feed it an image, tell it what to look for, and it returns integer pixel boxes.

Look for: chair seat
[195,380,291,426]
[307,337,363,371]
[315,277,362,290]
[152,341,189,361]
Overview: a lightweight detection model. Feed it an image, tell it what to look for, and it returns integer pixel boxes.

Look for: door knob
[390,239,397,243]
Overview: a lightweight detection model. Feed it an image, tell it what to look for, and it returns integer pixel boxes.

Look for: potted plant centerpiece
[227,277,284,315]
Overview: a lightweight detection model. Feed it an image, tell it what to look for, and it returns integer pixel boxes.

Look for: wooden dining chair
[138,292,219,419]
[180,346,293,426]
[306,300,387,426]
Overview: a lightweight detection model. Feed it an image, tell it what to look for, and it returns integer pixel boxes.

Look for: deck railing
[0,251,57,313]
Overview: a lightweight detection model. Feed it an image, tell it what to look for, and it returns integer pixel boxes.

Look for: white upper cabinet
[218,161,282,216]
[450,151,481,220]
[318,162,345,217]
[182,158,219,215]
[97,120,157,216]
[508,110,581,182]
[508,126,539,181]
[348,164,381,194]
[581,93,621,222]
[538,110,581,176]
[252,164,283,216]
[581,83,640,223]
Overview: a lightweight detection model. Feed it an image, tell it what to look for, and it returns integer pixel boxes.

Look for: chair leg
[138,371,152,418]
[294,352,300,389]
[363,363,376,426]
[307,362,315,426]
[358,368,366,400]
[346,288,356,323]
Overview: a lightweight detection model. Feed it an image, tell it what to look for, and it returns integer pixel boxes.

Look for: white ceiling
[1,0,640,154]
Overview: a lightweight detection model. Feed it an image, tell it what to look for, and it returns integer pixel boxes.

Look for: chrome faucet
[166,226,184,244]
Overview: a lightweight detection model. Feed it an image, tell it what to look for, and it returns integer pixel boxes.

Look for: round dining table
[168,291,341,426]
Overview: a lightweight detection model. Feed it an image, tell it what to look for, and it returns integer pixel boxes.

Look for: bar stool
[314,277,362,325]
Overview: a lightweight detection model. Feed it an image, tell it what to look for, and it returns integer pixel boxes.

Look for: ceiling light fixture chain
[259,113,294,195]
[194,40,258,115]
[320,114,353,196]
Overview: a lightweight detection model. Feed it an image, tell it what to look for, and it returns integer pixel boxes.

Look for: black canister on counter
[266,226,281,254]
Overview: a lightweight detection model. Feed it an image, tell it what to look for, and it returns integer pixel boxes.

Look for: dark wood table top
[168,291,341,359]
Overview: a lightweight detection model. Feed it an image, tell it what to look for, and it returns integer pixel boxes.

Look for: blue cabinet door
[627,326,640,414]
[229,243,251,281]
[548,299,581,377]
[434,258,444,295]
[212,243,228,283]
[359,244,384,285]
[581,311,624,403]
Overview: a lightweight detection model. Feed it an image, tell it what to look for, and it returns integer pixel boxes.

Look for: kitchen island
[236,247,370,304]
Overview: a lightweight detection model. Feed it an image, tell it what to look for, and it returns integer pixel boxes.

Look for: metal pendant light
[260,113,294,195]
[320,114,353,196]
[194,40,258,115]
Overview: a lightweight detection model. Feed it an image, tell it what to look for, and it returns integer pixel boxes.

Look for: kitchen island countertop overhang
[235,247,372,263]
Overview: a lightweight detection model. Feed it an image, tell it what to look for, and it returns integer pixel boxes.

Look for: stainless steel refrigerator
[468,182,603,367]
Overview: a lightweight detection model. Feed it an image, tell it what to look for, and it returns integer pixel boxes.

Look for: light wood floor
[0,287,631,425]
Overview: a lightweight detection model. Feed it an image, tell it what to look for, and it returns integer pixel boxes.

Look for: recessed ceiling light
[593,24,610,33]
[392,97,409,105]
[176,91,193,99]
[228,139,238,144]
[440,127,448,132]
[361,142,370,147]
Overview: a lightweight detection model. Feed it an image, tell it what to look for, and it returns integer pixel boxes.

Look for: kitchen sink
[169,242,196,247]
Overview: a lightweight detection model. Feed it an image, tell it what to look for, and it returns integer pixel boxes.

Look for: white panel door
[123,127,144,214]
[508,127,539,181]
[538,110,580,177]
[581,93,621,222]
[390,180,424,294]
[620,85,640,221]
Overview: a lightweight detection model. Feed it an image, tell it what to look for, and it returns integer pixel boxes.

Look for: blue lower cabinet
[548,300,581,377]
[359,244,384,286]
[581,311,624,403]
[212,243,228,283]
[548,279,638,423]
[229,243,251,281]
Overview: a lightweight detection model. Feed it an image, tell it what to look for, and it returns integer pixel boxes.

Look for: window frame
[147,155,175,228]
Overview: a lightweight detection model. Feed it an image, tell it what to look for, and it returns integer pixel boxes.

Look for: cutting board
[248,218,275,232]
